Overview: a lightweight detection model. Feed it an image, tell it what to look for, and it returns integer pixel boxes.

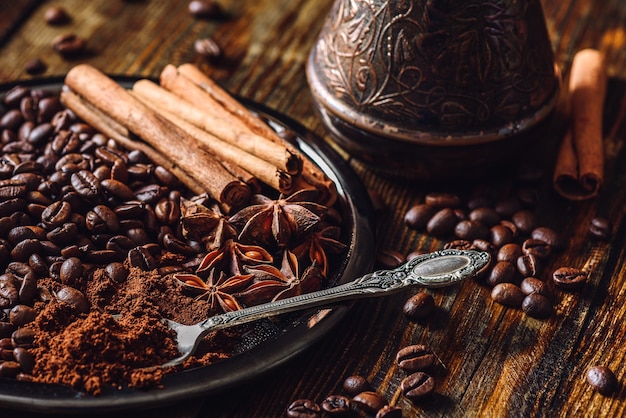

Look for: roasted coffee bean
[104,262,129,283]
[0,109,24,130]
[343,375,372,395]
[531,227,562,250]
[18,272,38,304]
[376,405,403,418]
[521,238,551,259]
[9,305,37,326]
[11,327,35,347]
[162,233,196,256]
[443,239,472,251]
[396,344,435,372]
[0,323,15,339]
[494,196,521,218]
[471,239,496,255]
[454,219,488,241]
[487,261,516,286]
[93,205,120,232]
[3,86,30,108]
[38,97,63,122]
[426,208,457,236]
[44,6,71,25]
[552,267,587,289]
[286,399,321,418]
[352,391,388,414]
[41,200,72,227]
[497,243,522,263]
[101,178,134,200]
[10,239,42,262]
[21,96,37,121]
[46,222,78,245]
[52,33,86,58]
[468,207,500,227]
[320,395,351,415]
[0,361,21,378]
[54,286,90,313]
[402,292,435,321]
[24,54,46,73]
[188,0,223,18]
[511,210,537,235]
[106,235,136,255]
[13,347,34,373]
[491,283,525,308]
[517,254,540,277]
[521,293,554,318]
[375,248,404,269]
[401,372,435,401]
[404,203,437,230]
[586,366,618,396]
[59,257,83,284]
[0,179,28,199]
[155,197,180,225]
[490,224,514,247]
[0,276,19,308]
[424,192,460,208]
[128,246,158,270]
[0,338,12,350]
[589,217,611,240]
[194,38,222,61]
[520,277,550,298]
[7,225,45,245]
[71,170,101,197]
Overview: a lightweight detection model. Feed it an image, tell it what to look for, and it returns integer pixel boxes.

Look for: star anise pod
[236,250,324,305]
[173,270,253,314]
[228,189,327,248]
[292,225,347,277]
[196,239,273,278]
[179,197,221,242]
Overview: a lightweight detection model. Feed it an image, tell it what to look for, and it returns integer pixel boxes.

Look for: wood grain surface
[1,0,626,417]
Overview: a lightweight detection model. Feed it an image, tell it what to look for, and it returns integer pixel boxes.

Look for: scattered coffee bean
[489,224,514,248]
[511,210,537,235]
[24,58,47,75]
[400,371,435,401]
[487,260,516,286]
[188,0,223,18]
[320,394,351,415]
[396,344,435,373]
[352,391,388,414]
[491,283,525,308]
[589,217,611,240]
[194,38,222,61]
[521,238,551,259]
[444,239,472,251]
[44,6,71,25]
[343,375,372,395]
[468,207,500,227]
[552,267,586,289]
[426,208,457,236]
[404,203,436,230]
[376,405,403,418]
[519,277,550,298]
[52,34,86,58]
[516,254,540,277]
[286,399,321,418]
[531,227,562,250]
[521,293,554,318]
[586,365,618,396]
[402,292,435,321]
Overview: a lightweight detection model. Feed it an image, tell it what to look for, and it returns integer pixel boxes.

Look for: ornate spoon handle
[201,249,489,332]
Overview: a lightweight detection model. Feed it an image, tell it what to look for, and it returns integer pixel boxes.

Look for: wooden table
[1,0,625,416]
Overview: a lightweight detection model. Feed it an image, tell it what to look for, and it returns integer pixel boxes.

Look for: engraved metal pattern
[162,249,490,367]
[308,0,559,142]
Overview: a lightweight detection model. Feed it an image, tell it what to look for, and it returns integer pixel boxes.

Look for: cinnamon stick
[175,63,337,205]
[131,79,294,194]
[159,64,302,176]
[553,49,607,200]
[63,64,251,210]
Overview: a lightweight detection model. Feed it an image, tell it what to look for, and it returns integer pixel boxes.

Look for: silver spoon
[159,248,490,368]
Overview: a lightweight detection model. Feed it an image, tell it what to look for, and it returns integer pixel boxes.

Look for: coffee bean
[511,210,537,235]
[586,366,618,396]
[531,227,562,250]
[468,207,500,227]
[24,58,47,75]
[552,267,586,289]
[352,391,388,414]
[400,372,435,401]
[494,196,521,218]
[44,6,71,25]
[454,220,488,241]
[402,292,435,321]
[491,283,525,308]
[104,262,129,283]
[487,261,516,286]
[37,97,63,123]
[426,208,457,236]
[41,200,72,227]
[489,225,514,248]
[424,192,461,208]
[11,327,35,347]
[343,375,371,395]
[521,238,551,259]
[471,239,496,255]
[320,395,351,415]
[128,246,158,271]
[71,170,101,197]
[0,361,21,378]
[188,0,223,18]
[375,248,404,269]
[3,86,30,108]
[404,203,437,230]
[194,38,222,61]
[18,271,38,304]
[376,405,403,418]
[396,344,435,373]
[9,305,37,326]
[519,277,550,297]
[589,217,611,240]
[497,243,522,263]
[54,286,90,313]
[517,254,540,277]
[521,293,553,318]
[286,399,321,418]
[52,33,86,58]
[59,257,83,284]
[13,347,34,373]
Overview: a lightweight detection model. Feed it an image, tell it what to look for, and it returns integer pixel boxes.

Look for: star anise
[228,189,327,248]
[292,225,347,277]
[236,250,324,305]
[180,198,238,250]
[196,239,273,278]
[173,270,253,314]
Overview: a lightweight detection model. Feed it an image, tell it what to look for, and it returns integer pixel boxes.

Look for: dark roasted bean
[404,203,437,230]
[101,178,135,200]
[59,257,83,284]
[155,197,180,225]
[531,227,562,250]
[54,286,90,313]
[343,375,372,395]
[424,192,460,208]
[162,233,196,256]
[3,86,30,108]
[521,293,554,318]
[10,239,41,262]
[104,262,129,283]
[352,391,388,414]
[589,217,611,240]
[128,246,158,270]
[489,224,514,247]
[521,238,551,259]
[511,210,537,235]
[454,219,488,241]
[11,327,35,347]
[71,170,101,197]
[46,222,78,245]
[286,399,322,418]
[0,361,21,378]
[487,261,516,286]
[471,239,496,255]
[426,208,457,236]
[320,395,351,415]
[497,243,522,263]
[520,277,550,298]
[552,267,587,289]
[27,123,54,146]
[44,6,71,25]
[491,283,525,308]
[396,344,435,373]
[586,366,618,396]
[18,272,38,304]
[0,110,23,130]
[13,347,35,373]
[52,33,86,58]
[41,200,72,227]
[468,207,500,227]
[517,254,540,277]
[376,405,402,418]
[9,305,37,326]
[401,372,435,401]
[402,292,435,321]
